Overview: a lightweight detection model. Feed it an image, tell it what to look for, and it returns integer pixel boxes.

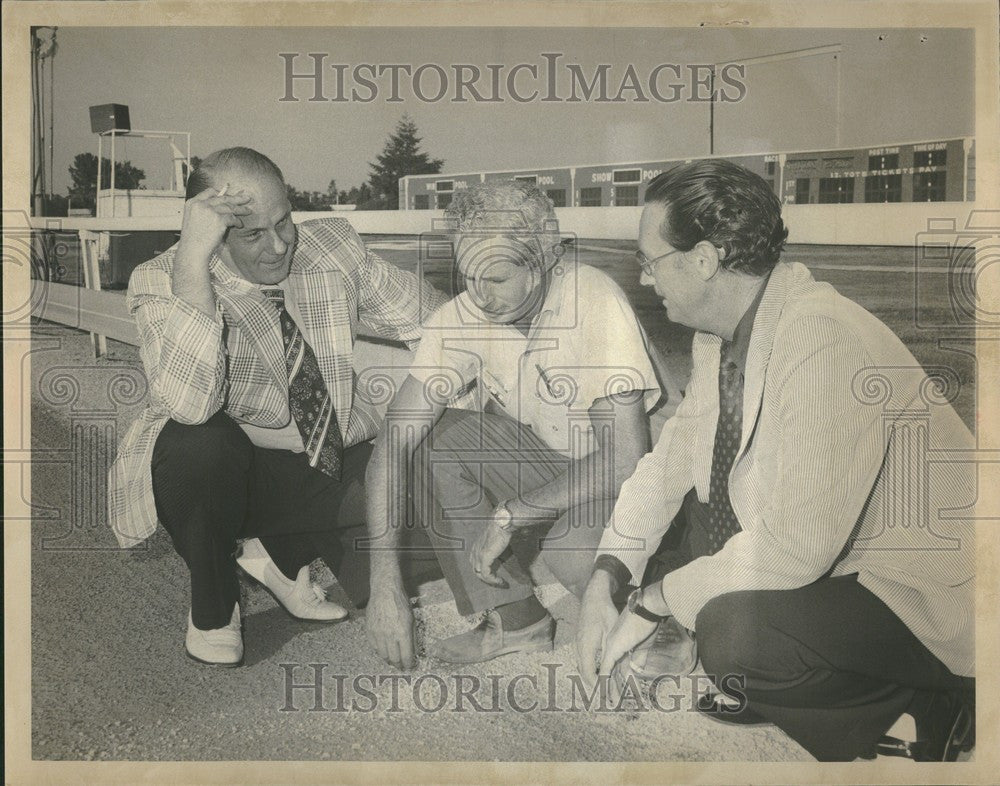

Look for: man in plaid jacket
[107,147,444,666]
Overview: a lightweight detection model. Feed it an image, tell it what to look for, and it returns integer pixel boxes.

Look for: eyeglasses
[635,247,683,276]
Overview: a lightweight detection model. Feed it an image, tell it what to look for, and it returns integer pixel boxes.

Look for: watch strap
[628,588,668,623]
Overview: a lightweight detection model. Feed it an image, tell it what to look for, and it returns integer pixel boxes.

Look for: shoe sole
[430,638,553,665]
[943,703,975,761]
[236,565,350,624]
[878,700,976,761]
[629,652,699,680]
[628,623,698,680]
[185,648,243,668]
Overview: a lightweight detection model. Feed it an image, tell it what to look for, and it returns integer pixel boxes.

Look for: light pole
[31,26,58,214]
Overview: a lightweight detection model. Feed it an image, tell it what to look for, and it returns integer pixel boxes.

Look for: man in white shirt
[364,181,675,668]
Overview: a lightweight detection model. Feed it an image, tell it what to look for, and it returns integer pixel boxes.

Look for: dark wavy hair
[185,147,285,199]
[644,159,788,276]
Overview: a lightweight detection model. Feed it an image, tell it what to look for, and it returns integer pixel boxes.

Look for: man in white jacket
[576,159,975,761]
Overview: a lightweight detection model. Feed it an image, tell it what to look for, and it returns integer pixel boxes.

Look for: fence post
[78,228,107,358]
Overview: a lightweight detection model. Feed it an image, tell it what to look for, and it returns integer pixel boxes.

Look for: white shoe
[236,538,349,622]
[185,603,243,667]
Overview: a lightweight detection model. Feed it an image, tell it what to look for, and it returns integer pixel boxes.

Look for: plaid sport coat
[107,218,444,547]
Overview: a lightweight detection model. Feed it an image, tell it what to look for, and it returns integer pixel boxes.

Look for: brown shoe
[429,609,554,664]
[628,616,697,679]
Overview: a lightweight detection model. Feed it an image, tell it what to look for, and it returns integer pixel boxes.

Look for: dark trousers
[649,490,973,761]
[152,411,438,630]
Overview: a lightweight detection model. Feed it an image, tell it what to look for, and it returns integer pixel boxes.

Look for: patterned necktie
[261,289,344,480]
[706,343,743,554]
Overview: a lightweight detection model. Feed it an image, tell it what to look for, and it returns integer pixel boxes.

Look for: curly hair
[185,147,285,200]
[445,180,557,234]
[644,159,788,276]
[444,180,561,269]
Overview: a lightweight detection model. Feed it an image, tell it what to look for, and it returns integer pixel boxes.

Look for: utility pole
[709,67,715,156]
[31,26,58,214]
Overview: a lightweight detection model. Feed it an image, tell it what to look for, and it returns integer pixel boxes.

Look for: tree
[182,155,203,189]
[286,183,335,211]
[368,115,443,209]
[41,193,69,217]
[356,187,385,211]
[337,183,382,209]
[286,184,312,211]
[326,179,339,205]
[67,152,146,206]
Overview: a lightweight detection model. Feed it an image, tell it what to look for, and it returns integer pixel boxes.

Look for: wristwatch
[627,587,669,623]
[494,500,516,532]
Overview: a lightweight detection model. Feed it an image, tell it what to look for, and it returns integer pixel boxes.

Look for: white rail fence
[23,203,982,356]
[26,201,981,242]
[25,212,420,357]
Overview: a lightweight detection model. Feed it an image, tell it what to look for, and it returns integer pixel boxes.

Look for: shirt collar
[527,261,574,336]
[208,251,286,298]
[724,273,770,373]
[209,251,250,292]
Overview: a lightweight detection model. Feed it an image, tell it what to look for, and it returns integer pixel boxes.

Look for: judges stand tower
[89,104,190,287]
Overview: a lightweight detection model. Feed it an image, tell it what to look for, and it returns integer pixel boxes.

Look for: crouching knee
[695,592,762,683]
[152,410,252,483]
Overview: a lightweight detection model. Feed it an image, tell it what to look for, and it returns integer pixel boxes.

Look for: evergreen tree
[368,115,443,209]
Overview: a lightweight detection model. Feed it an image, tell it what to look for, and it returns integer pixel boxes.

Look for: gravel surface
[27,324,811,762]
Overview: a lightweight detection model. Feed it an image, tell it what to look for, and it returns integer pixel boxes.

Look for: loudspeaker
[89,104,131,134]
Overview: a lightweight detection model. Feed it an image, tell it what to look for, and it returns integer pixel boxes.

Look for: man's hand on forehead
[178,183,253,254]
[209,182,254,227]
[213,182,251,222]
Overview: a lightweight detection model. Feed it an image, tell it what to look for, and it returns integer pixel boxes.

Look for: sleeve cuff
[592,554,633,590]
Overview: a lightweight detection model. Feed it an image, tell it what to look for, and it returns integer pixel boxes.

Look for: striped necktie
[706,344,743,554]
[262,288,344,480]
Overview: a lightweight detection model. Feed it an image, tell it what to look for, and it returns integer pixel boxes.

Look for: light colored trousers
[413,408,614,616]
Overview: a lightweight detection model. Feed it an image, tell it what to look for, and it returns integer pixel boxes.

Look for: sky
[38,26,974,195]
